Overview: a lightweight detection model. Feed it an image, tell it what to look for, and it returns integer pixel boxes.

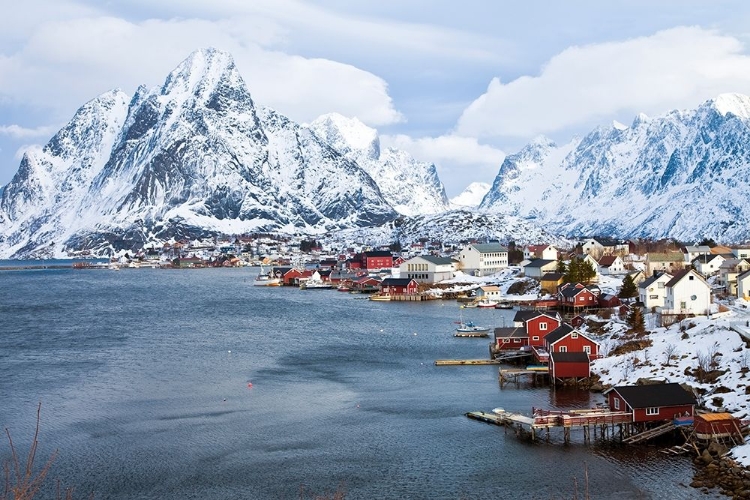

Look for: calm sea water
[0,267,716,499]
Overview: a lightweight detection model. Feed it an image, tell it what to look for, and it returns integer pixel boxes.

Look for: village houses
[718,258,750,295]
[522,258,558,278]
[644,252,684,276]
[597,255,625,275]
[692,254,726,277]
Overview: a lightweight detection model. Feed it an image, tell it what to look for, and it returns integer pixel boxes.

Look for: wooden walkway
[434,359,503,366]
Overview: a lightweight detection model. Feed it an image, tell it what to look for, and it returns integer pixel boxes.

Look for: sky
[3,1,750,197]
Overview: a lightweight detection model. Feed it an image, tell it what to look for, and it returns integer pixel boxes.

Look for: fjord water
[0,267,712,499]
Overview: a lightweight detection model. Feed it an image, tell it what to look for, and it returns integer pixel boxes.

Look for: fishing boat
[300,271,333,290]
[253,264,282,286]
[495,301,513,309]
[476,298,498,308]
[454,321,490,338]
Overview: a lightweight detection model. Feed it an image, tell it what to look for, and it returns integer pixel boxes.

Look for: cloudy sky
[2,1,750,196]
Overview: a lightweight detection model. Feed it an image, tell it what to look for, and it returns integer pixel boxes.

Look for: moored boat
[476,298,498,308]
[454,321,490,337]
[369,294,391,301]
[495,301,513,309]
[253,264,282,286]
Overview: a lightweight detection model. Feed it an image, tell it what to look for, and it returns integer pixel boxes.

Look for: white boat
[454,321,490,337]
[299,271,333,290]
[476,298,498,308]
[253,265,282,286]
[369,294,391,301]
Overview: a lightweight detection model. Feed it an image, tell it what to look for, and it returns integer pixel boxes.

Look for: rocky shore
[692,442,750,498]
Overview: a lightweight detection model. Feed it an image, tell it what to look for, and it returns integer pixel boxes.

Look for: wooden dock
[434,359,503,366]
[467,407,634,443]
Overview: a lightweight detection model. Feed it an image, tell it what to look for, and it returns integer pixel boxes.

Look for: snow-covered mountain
[449,182,491,209]
[0,49,398,258]
[309,113,449,216]
[480,94,750,242]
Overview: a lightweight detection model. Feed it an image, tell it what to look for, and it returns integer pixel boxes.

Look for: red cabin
[549,352,590,380]
[544,324,600,358]
[558,284,598,309]
[605,383,696,423]
[693,413,743,441]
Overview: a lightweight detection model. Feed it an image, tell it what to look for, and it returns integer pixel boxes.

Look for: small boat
[454,321,490,338]
[476,298,498,308]
[336,284,351,292]
[495,301,513,309]
[369,294,391,301]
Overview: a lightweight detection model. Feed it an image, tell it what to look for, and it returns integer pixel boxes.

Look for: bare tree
[662,343,677,367]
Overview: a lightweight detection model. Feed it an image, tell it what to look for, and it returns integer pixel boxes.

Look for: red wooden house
[379,278,419,296]
[543,324,600,358]
[604,383,696,423]
[598,294,621,308]
[549,352,590,380]
[558,283,598,310]
[493,327,528,350]
[512,311,562,347]
[570,315,586,328]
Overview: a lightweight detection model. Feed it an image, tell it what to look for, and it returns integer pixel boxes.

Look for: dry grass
[2,403,76,500]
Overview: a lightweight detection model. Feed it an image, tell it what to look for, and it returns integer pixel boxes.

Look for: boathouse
[379,278,419,296]
[604,383,696,423]
[543,324,600,358]
[493,327,528,350]
[549,351,590,381]
[693,413,743,441]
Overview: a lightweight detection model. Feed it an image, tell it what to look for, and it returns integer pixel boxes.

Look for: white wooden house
[638,272,673,310]
[597,255,625,275]
[692,254,725,277]
[737,269,750,300]
[523,244,558,261]
[718,259,750,295]
[662,269,712,317]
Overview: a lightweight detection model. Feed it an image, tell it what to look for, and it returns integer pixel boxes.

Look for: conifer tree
[618,274,638,299]
[627,306,646,333]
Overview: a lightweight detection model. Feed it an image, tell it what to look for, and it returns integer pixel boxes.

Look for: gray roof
[415,255,455,265]
[471,244,508,253]
[493,327,527,339]
[638,272,671,289]
[608,383,696,408]
[524,258,556,269]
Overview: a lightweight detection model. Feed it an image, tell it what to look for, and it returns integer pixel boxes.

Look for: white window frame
[571,332,578,339]
[613,398,620,410]
[583,345,591,354]
[646,407,659,416]
[559,346,567,353]
[539,322,548,331]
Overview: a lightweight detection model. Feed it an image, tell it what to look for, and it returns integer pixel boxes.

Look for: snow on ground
[431,267,540,301]
[584,303,750,467]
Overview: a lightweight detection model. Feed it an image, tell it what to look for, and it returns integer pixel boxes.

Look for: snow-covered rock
[449,182,491,209]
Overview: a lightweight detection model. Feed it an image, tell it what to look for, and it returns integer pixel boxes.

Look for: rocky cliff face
[480,94,750,242]
[0,49,397,258]
[309,113,449,216]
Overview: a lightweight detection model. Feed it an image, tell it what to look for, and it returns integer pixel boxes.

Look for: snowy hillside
[480,94,750,242]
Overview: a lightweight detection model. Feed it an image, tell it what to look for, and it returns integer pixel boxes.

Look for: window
[613,398,620,410]
[583,345,591,354]
[559,346,567,352]
[532,336,539,341]
[649,295,658,299]
[689,275,694,280]
[571,332,578,339]
[513,339,521,343]
[502,339,509,343]
[539,322,548,331]
[646,407,659,416]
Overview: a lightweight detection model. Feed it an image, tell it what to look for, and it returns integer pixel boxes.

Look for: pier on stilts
[498,368,549,387]
[467,407,635,444]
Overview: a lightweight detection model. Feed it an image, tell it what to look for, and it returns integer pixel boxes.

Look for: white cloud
[0,124,58,140]
[0,14,403,126]
[456,27,750,139]
[382,133,505,195]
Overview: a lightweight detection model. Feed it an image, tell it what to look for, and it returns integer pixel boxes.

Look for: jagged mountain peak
[159,48,244,103]
[482,92,750,241]
[450,182,491,209]
[308,113,448,216]
[309,112,380,160]
[710,93,750,119]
